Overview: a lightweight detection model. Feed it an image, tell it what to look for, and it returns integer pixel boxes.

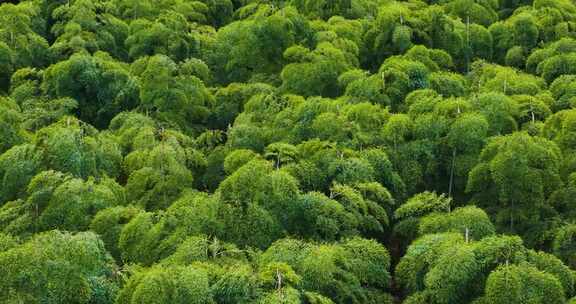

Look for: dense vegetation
[2,0,576,303]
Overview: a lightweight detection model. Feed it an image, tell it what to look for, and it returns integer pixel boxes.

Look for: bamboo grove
[2,0,576,303]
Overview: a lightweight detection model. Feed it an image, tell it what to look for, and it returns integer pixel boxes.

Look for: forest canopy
[2,0,576,303]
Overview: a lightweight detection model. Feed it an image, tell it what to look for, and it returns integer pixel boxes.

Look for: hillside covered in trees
[3,0,576,303]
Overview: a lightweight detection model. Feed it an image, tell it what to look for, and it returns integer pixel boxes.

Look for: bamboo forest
[3,0,576,303]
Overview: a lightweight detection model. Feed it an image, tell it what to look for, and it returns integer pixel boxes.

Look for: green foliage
[395,191,451,220]
[281,41,356,97]
[224,148,259,174]
[543,109,576,152]
[0,144,42,205]
[211,263,260,303]
[34,117,123,178]
[210,7,314,83]
[429,71,467,97]
[397,233,573,304]
[396,232,466,295]
[470,61,546,96]
[90,205,143,260]
[467,132,562,239]
[288,0,380,20]
[553,224,576,269]
[393,191,453,246]
[9,68,79,131]
[216,159,295,248]
[116,265,212,304]
[131,54,213,134]
[0,99,25,154]
[1,0,576,302]
[39,176,125,231]
[526,250,575,297]
[378,57,430,110]
[261,237,392,304]
[50,0,130,60]
[0,42,14,92]
[470,92,518,135]
[209,82,275,129]
[527,38,576,83]
[419,206,496,241]
[118,192,222,265]
[42,53,139,128]
[549,76,576,111]
[121,127,205,210]
[0,169,126,236]
[0,2,50,69]
[0,230,119,303]
[294,191,357,239]
[483,264,565,304]
[126,12,196,61]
